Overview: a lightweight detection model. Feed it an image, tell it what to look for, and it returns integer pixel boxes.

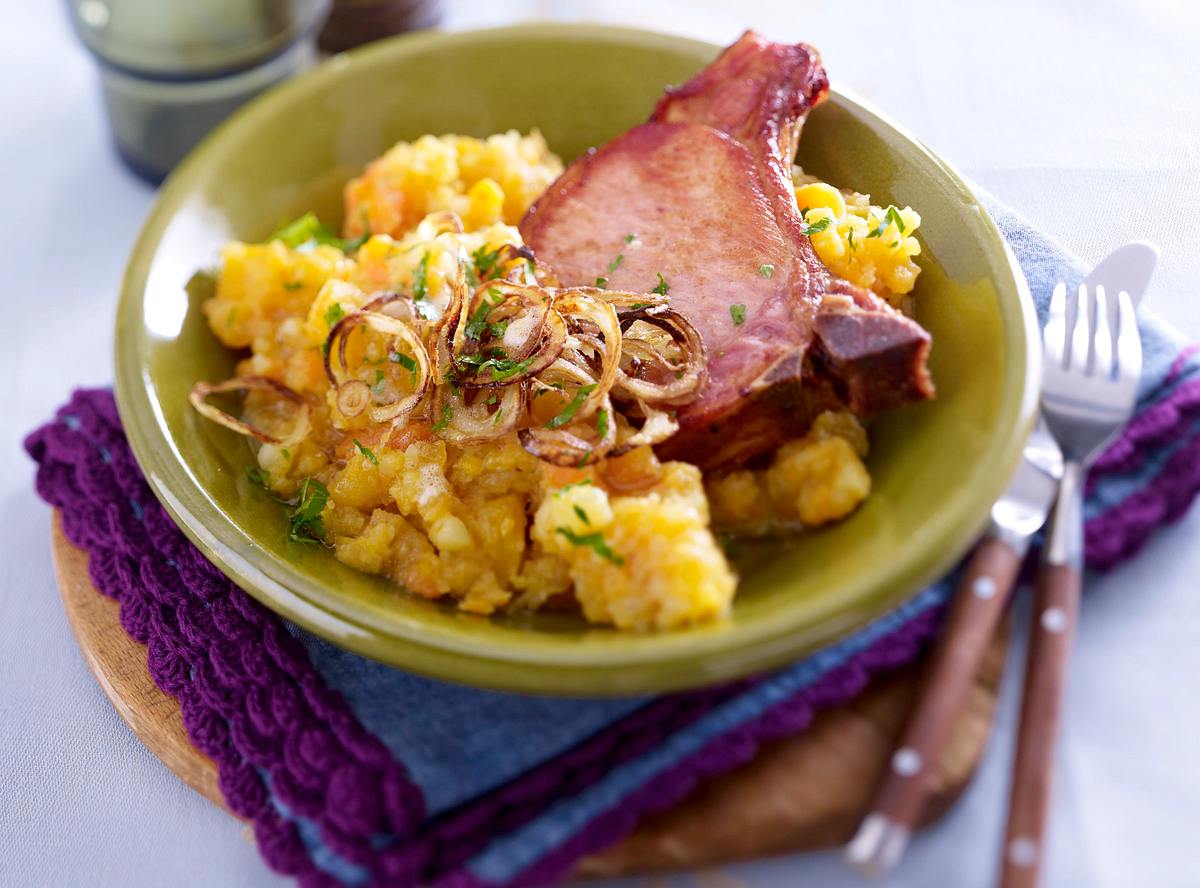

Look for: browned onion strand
[188,376,311,446]
[422,210,465,236]
[550,292,621,420]
[449,282,564,388]
[519,391,618,466]
[336,379,371,417]
[192,255,707,466]
[324,310,431,422]
[612,309,706,405]
[583,287,669,311]
[362,291,419,325]
[435,382,524,444]
[494,244,538,285]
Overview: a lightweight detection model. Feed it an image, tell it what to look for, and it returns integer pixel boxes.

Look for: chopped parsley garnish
[730,303,747,326]
[342,223,372,254]
[492,407,504,426]
[246,466,271,490]
[628,302,651,310]
[595,277,608,288]
[268,212,343,251]
[758,264,774,278]
[651,273,670,296]
[595,408,609,439]
[800,218,832,236]
[490,358,532,381]
[283,280,304,291]
[353,439,379,465]
[624,233,637,244]
[323,302,345,328]
[287,477,329,544]
[374,369,385,385]
[432,403,452,432]
[281,448,290,458]
[546,384,597,429]
[267,212,373,254]
[847,229,856,251]
[472,244,501,279]
[554,478,593,496]
[607,253,625,273]
[389,351,417,372]
[573,505,591,525]
[575,450,593,467]
[458,351,534,381]
[555,527,624,565]
[464,287,504,340]
[413,252,430,300]
[868,206,906,239]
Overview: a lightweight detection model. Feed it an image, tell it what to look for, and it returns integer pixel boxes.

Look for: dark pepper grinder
[318,0,444,54]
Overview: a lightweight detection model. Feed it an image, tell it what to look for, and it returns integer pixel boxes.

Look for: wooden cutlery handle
[846,536,1021,875]
[999,562,1081,888]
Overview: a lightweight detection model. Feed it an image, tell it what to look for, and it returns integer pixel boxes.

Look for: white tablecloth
[3,2,1198,886]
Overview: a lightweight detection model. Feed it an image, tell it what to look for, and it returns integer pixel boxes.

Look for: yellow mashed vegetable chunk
[199,132,922,630]
[533,465,736,630]
[793,175,923,306]
[706,411,872,535]
[342,131,563,240]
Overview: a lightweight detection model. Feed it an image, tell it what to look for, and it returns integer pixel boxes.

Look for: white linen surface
[2,2,1197,885]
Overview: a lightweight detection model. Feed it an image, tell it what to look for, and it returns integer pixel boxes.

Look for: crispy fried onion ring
[324,305,432,423]
[613,310,706,405]
[191,264,707,466]
[434,381,524,443]
[520,356,619,466]
[188,376,311,446]
[449,281,566,388]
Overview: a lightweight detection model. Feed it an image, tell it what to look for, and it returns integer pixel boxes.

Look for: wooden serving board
[51,513,1008,878]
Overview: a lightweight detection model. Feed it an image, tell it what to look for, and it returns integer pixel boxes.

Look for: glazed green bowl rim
[114,23,1040,695]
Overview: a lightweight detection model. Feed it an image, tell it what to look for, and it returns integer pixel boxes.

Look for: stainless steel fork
[998,283,1142,888]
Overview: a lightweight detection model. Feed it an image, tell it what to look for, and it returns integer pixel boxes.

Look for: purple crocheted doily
[25,382,1200,887]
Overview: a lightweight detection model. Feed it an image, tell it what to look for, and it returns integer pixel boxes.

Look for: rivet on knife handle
[845,536,1023,876]
[998,560,1080,888]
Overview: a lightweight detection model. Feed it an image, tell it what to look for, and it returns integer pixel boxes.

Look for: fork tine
[1044,282,1068,368]
[1092,285,1114,379]
[1068,283,1092,375]
[1116,289,1143,386]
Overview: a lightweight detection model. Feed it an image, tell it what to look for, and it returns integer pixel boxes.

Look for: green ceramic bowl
[114,24,1039,696]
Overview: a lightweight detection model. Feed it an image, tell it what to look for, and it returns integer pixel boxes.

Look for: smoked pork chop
[521,31,933,470]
